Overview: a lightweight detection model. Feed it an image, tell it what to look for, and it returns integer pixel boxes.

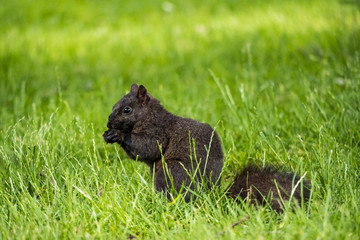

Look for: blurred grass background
[1,0,359,239]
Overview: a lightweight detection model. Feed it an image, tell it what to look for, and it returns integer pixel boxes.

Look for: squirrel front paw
[103,129,123,143]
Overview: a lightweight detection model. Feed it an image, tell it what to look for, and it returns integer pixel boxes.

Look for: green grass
[1,0,359,239]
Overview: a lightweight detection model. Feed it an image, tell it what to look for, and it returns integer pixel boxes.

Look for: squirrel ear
[130,83,139,93]
[138,85,150,105]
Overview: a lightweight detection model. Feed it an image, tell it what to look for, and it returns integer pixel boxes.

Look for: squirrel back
[103,84,310,210]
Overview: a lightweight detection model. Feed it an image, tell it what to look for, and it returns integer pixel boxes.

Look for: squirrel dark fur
[103,84,310,211]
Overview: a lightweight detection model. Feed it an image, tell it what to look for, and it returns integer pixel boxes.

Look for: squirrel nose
[107,113,115,129]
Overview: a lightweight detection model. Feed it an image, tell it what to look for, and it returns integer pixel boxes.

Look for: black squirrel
[103,84,310,211]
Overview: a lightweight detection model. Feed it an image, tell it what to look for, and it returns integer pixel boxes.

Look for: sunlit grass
[1,0,359,239]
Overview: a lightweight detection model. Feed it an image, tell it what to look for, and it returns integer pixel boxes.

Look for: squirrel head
[107,83,151,133]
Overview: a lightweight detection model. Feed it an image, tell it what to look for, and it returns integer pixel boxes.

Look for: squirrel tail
[226,165,311,212]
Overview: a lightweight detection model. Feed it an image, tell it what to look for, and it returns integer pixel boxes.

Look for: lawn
[0,0,359,239]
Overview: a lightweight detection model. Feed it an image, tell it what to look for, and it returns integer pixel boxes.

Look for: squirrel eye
[123,106,132,114]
